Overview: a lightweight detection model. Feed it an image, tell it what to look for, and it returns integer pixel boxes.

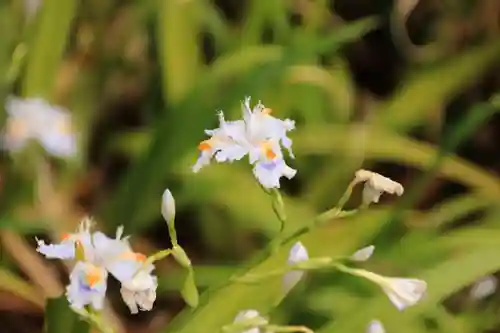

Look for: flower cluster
[36,218,157,314]
[2,96,77,158]
[192,96,296,189]
[23,93,426,333]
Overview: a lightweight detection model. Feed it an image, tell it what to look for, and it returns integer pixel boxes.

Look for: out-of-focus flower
[354,169,404,205]
[161,188,176,227]
[470,275,498,300]
[2,96,77,157]
[283,241,309,294]
[233,309,268,333]
[66,261,108,310]
[23,0,42,21]
[367,320,385,333]
[350,245,375,262]
[193,97,296,188]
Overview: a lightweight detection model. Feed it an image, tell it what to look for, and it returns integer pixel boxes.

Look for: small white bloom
[193,97,296,188]
[355,169,404,205]
[120,271,158,314]
[470,275,497,300]
[3,96,77,157]
[36,220,159,313]
[283,242,309,294]
[92,229,158,314]
[66,261,108,310]
[161,188,176,226]
[367,320,385,333]
[233,309,268,333]
[350,245,375,262]
[379,277,427,310]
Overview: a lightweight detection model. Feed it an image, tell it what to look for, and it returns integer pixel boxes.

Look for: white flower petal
[66,262,108,310]
[253,157,297,189]
[234,309,267,333]
[36,219,95,261]
[367,320,385,333]
[120,271,158,314]
[192,150,213,173]
[288,242,309,265]
[355,169,404,205]
[92,231,153,282]
[381,277,427,310]
[36,238,76,259]
[283,242,309,294]
[471,275,497,300]
[23,0,42,21]
[351,245,375,262]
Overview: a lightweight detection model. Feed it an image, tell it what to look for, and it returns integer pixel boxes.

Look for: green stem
[231,257,345,284]
[266,324,314,333]
[271,188,286,232]
[268,188,287,254]
[334,180,357,213]
[133,249,173,279]
[332,262,384,285]
[72,308,115,333]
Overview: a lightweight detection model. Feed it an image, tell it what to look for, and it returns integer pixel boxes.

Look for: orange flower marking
[120,251,147,262]
[85,265,102,287]
[56,119,72,135]
[261,141,276,160]
[262,108,272,115]
[198,140,212,151]
[7,119,27,138]
[61,232,71,240]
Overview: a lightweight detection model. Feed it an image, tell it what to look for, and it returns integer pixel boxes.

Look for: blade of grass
[22,0,77,99]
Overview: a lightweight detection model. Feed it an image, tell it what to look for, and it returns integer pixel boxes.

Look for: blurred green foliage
[0,0,500,333]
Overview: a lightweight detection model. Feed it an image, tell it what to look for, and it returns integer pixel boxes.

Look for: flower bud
[354,169,404,205]
[380,277,427,310]
[283,242,309,294]
[161,188,176,227]
[350,245,375,262]
[367,320,385,333]
[470,275,497,300]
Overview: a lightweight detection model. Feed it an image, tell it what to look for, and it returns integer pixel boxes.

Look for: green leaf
[180,267,199,308]
[23,0,77,99]
[0,266,43,308]
[44,295,90,333]
[375,40,500,132]
[294,125,500,201]
[317,244,500,333]
[314,17,379,54]
[0,215,49,233]
[158,0,201,102]
[162,210,388,333]
[180,163,315,235]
